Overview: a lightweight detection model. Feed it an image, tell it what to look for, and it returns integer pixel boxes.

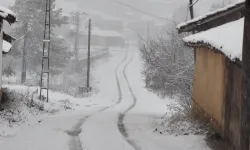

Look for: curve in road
[69,51,128,150]
[117,53,142,150]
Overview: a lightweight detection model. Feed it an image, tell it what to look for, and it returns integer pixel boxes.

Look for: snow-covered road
[0,48,210,150]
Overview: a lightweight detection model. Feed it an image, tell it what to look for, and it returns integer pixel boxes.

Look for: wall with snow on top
[184,18,244,61]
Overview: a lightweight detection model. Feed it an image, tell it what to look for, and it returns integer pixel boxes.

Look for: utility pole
[240,0,250,150]
[86,19,91,91]
[40,0,51,102]
[189,0,194,21]
[189,0,196,61]
[72,12,80,63]
[70,12,87,71]
[21,22,28,84]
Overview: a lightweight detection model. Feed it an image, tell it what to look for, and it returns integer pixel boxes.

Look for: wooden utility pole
[73,12,80,63]
[189,0,196,61]
[70,12,87,71]
[189,0,195,34]
[189,0,194,20]
[86,19,91,91]
[21,22,28,84]
[240,1,250,150]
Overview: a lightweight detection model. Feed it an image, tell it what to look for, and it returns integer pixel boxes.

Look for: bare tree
[139,23,194,113]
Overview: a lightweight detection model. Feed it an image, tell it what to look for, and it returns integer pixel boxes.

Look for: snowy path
[0,49,211,150]
[117,53,141,150]
[68,51,129,150]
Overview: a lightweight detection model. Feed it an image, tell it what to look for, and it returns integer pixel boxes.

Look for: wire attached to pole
[115,0,175,22]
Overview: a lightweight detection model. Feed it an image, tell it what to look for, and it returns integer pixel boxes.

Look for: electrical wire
[189,0,201,7]
[15,18,46,41]
[15,28,30,41]
[115,0,175,22]
[13,0,45,41]
[185,0,201,21]
[161,0,180,3]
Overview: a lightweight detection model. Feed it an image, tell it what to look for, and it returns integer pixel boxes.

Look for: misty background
[0,0,241,96]
[1,0,241,40]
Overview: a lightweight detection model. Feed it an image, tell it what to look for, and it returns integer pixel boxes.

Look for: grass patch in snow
[154,101,213,136]
[154,99,226,149]
[156,112,212,136]
[0,85,80,140]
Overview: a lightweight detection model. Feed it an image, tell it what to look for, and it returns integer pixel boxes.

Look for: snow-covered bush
[157,110,212,136]
[0,86,80,138]
[139,23,194,113]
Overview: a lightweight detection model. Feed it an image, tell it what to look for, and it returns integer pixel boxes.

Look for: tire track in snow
[68,52,128,150]
[117,53,142,150]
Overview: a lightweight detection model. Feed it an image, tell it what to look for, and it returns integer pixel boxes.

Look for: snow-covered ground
[0,47,210,150]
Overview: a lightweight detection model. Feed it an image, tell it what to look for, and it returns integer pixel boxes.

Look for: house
[80,27,125,48]
[0,6,17,102]
[177,1,245,149]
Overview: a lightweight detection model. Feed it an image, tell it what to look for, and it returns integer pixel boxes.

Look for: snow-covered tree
[10,0,70,76]
[139,23,194,113]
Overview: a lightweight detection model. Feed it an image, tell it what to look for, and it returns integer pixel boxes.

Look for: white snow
[124,51,210,150]
[0,6,16,21]
[177,1,244,29]
[0,84,94,144]
[184,18,244,61]
[0,47,210,150]
[3,40,12,53]
[0,6,16,22]
[79,49,210,150]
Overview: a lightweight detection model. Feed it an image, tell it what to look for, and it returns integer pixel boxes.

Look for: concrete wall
[192,47,227,131]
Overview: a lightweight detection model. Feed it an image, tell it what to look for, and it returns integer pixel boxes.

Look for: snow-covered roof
[3,40,12,54]
[92,28,123,37]
[177,1,244,32]
[2,32,16,54]
[0,6,16,24]
[184,18,243,61]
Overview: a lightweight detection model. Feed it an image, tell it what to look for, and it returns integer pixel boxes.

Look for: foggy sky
[0,0,241,22]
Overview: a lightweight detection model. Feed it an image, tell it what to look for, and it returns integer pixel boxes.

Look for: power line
[162,0,182,4]
[115,0,175,22]
[189,0,200,7]
[14,1,45,41]
[185,0,201,21]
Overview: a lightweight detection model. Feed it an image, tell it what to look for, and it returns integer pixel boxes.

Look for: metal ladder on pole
[40,0,51,102]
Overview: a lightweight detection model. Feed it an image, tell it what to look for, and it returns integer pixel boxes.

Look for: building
[0,6,17,102]
[177,1,245,149]
[80,27,125,48]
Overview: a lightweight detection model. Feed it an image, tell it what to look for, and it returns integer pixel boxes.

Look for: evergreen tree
[10,0,71,76]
